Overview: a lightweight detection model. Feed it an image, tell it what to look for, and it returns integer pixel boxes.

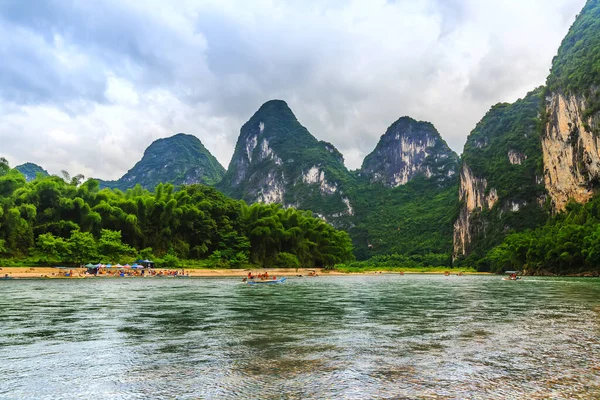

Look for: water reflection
[0,275,599,399]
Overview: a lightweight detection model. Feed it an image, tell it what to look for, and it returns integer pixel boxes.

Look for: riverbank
[0,266,490,279]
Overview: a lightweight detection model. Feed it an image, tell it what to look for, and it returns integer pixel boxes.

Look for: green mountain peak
[15,162,49,182]
[102,133,225,191]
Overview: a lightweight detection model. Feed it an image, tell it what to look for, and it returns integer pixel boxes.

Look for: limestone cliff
[218,100,355,226]
[542,0,600,211]
[542,92,600,211]
[361,117,458,187]
[453,164,499,257]
[453,89,548,260]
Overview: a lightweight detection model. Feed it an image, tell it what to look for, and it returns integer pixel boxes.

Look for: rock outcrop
[542,92,600,211]
[361,117,458,187]
[541,0,600,211]
[453,164,498,258]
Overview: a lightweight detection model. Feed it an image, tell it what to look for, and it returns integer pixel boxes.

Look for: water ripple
[0,275,599,399]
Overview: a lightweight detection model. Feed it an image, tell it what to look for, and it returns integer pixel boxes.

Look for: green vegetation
[350,176,458,263]
[546,0,600,125]
[547,0,600,94]
[457,88,549,262]
[0,159,353,269]
[334,253,476,273]
[101,133,225,191]
[483,194,600,275]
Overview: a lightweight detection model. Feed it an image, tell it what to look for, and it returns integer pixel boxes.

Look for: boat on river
[502,271,521,281]
[246,277,287,285]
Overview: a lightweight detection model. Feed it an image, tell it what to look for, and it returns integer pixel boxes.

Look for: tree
[68,230,98,264]
[275,252,300,269]
[36,233,70,262]
[98,229,134,262]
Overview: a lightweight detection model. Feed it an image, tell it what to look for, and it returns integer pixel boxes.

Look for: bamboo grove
[0,159,354,268]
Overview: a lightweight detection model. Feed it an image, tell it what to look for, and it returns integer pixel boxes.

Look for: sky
[0,0,586,180]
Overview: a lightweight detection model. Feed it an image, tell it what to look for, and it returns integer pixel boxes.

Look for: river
[1,275,599,399]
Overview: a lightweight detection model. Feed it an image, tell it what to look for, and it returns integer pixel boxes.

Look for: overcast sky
[0,0,586,179]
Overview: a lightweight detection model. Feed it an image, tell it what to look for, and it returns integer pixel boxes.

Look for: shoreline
[0,266,492,279]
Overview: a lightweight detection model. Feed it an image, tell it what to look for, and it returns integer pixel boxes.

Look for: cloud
[0,0,586,178]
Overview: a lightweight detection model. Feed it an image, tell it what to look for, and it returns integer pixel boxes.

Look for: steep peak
[361,117,458,187]
[147,133,201,147]
[257,99,291,113]
[243,100,298,133]
[387,116,432,129]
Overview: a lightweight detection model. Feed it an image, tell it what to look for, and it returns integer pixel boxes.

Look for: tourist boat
[502,271,521,281]
[246,277,287,285]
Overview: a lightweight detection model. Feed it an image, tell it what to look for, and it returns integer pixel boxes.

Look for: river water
[1,275,599,399]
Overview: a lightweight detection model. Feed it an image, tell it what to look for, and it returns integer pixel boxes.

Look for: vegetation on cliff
[456,88,549,265]
[0,159,353,268]
[546,0,600,122]
[547,0,600,95]
[485,194,600,275]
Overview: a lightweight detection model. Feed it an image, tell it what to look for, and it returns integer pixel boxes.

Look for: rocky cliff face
[361,117,458,187]
[542,93,600,211]
[453,164,499,258]
[101,133,225,191]
[541,0,600,211]
[218,100,354,226]
[453,90,548,259]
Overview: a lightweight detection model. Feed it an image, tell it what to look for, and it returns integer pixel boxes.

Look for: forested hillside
[0,158,353,269]
[350,176,458,262]
[485,195,600,275]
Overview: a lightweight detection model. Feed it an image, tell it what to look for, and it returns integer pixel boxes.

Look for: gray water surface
[1,275,599,399]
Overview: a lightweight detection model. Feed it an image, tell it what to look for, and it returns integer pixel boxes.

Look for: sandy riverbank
[0,267,488,279]
[0,267,339,279]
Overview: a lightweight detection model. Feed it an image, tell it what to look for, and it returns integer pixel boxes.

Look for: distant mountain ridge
[16,162,49,182]
[100,133,225,191]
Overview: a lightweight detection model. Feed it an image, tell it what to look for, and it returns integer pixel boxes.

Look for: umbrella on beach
[84,263,95,268]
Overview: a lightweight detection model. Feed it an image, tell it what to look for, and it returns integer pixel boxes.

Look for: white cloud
[0,0,586,177]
